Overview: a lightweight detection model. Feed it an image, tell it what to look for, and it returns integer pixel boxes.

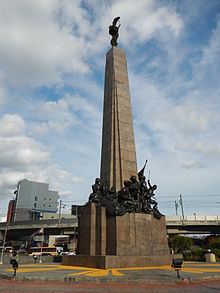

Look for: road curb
[4,274,220,285]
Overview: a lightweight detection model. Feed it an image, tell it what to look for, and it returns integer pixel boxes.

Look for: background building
[13,179,59,222]
[42,212,75,220]
[6,199,16,224]
[71,205,83,217]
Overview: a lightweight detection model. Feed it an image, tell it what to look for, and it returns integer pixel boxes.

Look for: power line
[157,194,220,198]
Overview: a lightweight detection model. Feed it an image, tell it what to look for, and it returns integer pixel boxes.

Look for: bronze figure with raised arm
[109,16,121,46]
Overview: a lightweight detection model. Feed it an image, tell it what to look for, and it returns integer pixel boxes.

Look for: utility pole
[58,200,62,224]
[58,200,67,224]
[175,201,179,216]
[75,205,78,217]
[0,225,8,265]
[179,194,185,221]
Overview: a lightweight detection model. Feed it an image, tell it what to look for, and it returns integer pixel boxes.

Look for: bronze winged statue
[109,16,121,46]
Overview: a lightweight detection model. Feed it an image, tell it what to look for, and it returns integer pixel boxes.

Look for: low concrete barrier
[1,255,56,264]
[205,253,216,263]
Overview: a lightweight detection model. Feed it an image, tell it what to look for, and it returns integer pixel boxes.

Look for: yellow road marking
[20,264,57,267]
[68,269,124,277]
[193,268,220,273]
[119,265,171,271]
[58,265,98,271]
[184,263,220,267]
[7,265,98,273]
[68,270,96,276]
[111,269,124,276]
[7,267,60,273]
[5,263,220,278]
[19,265,58,268]
[180,268,203,274]
[86,269,109,277]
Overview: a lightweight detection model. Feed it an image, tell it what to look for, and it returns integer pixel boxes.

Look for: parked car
[17,248,28,255]
[67,252,76,255]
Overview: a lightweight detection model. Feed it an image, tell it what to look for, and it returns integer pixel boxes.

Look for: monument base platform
[72,205,171,269]
[62,254,171,269]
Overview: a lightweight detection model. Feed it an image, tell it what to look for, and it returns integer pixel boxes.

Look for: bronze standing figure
[109,16,121,46]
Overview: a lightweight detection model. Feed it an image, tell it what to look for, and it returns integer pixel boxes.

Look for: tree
[204,235,220,249]
[168,235,193,254]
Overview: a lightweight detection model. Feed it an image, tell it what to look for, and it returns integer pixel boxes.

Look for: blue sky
[0,0,220,219]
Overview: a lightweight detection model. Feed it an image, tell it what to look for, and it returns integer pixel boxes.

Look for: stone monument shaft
[100,47,137,190]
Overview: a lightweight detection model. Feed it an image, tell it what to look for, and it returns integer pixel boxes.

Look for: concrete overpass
[0,215,220,241]
[0,218,78,241]
[166,215,220,235]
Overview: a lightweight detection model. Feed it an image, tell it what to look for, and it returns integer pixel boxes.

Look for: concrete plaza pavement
[1,261,220,283]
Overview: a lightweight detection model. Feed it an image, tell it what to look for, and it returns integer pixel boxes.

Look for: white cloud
[0,113,84,216]
[0,0,184,88]
[0,0,89,87]
[94,0,184,49]
[129,13,220,199]
[0,85,6,106]
[0,114,26,137]
[193,16,220,87]
[30,93,101,137]
[154,98,213,135]
[33,98,76,133]
[132,75,214,145]
[176,142,220,158]
[0,113,49,171]
[180,160,207,169]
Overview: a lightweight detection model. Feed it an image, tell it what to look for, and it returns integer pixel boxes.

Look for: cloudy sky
[0,0,220,219]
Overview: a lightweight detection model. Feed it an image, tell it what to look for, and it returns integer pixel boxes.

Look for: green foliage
[204,235,220,249]
[186,248,207,261]
[168,235,193,254]
[212,249,220,261]
[168,235,220,261]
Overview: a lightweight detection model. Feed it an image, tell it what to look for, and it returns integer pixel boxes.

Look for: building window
[43,204,45,207]
[49,204,51,207]
[35,196,38,201]
[34,203,37,208]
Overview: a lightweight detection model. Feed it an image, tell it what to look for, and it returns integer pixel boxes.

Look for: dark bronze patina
[88,161,163,219]
[109,16,121,47]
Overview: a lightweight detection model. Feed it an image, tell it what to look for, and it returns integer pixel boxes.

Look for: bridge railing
[0,217,78,229]
[166,215,220,222]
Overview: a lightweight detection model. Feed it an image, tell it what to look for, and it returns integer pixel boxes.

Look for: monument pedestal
[62,255,171,269]
[62,203,171,268]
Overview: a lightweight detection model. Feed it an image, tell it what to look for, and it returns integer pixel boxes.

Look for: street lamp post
[179,194,185,221]
[58,200,67,224]
[58,200,62,224]
[175,201,179,216]
[0,225,8,265]
[193,213,197,221]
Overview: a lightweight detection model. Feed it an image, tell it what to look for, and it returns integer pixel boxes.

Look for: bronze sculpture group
[88,161,163,219]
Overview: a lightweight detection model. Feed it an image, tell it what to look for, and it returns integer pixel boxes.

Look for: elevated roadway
[0,218,77,240]
[0,215,220,241]
[166,218,220,234]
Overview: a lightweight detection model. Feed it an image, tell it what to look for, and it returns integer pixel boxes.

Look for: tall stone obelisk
[100,46,137,190]
[62,17,171,269]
